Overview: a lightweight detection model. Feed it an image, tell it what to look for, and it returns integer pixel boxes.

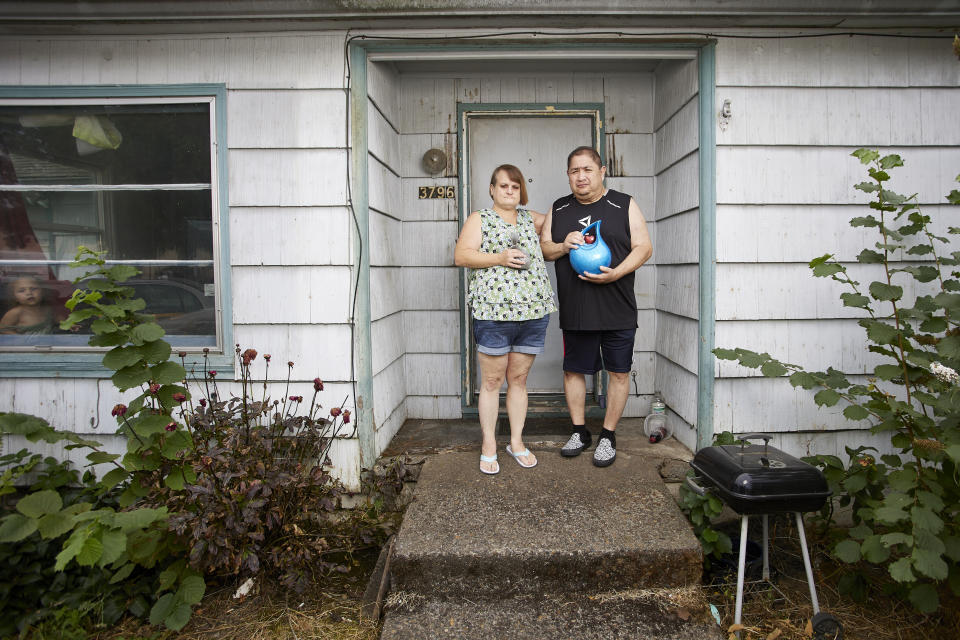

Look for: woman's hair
[489,164,529,206]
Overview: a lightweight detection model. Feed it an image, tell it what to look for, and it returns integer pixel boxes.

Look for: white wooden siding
[229,207,351,266]
[1,36,345,88]
[371,312,405,376]
[714,319,886,379]
[605,177,656,220]
[717,36,960,88]
[656,265,699,320]
[369,102,402,173]
[404,354,460,396]
[368,61,401,132]
[655,356,699,448]
[606,133,654,177]
[402,267,459,311]
[404,311,460,353]
[654,98,699,174]
[653,59,699,131]
[229,149,348,207]
[401,221,458,267]
[714,35,960,460]
[370,267,403,321]
[231,266,351,324]
[654,152,699,220]
[228,90,346,148]
[655,312,699,373]
[373,355,406,428]
[654,209,698,265]
[369,209,403,266]
[717,146,960,206]
[232,324,352,382]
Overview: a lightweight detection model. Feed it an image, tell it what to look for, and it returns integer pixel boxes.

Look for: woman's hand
[501,248,528,269]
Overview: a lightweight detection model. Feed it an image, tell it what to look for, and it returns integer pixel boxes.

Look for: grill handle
[739,432,774,453]
[685,475,708,496]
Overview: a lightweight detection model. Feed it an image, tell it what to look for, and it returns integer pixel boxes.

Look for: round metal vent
[422,148,447,174]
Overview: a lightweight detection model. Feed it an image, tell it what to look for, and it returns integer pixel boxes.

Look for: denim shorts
[473,316,550,356]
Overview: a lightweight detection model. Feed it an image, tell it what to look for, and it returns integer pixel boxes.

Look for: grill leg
[734,514,749,629]
[762,514,770,581]
[795,511,821,615]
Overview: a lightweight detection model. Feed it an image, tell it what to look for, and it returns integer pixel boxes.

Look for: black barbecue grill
[687,433,843,639]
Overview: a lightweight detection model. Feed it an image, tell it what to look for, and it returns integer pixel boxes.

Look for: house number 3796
[418,186,456,199]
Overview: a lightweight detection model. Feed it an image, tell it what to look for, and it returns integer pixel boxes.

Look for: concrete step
[381,590,724,640]
[390,449,702,600]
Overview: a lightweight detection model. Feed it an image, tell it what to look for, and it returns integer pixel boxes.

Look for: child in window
[0,276,54,335]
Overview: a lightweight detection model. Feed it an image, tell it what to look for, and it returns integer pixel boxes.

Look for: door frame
[457,103,605,414]
[348,40,717,463]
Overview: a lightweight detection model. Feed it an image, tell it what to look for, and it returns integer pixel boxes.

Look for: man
[540,146,652,467]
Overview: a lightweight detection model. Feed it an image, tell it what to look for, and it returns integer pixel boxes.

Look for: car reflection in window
[129,280,215,336]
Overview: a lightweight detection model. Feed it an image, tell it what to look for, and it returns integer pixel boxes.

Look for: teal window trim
[0,84,234,378]
[456,102,604,410]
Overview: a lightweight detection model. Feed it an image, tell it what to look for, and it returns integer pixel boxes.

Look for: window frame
[0,84,233,377]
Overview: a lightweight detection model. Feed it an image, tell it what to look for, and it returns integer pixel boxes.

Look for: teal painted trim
[0,354,235,379]
[0,84,228,98]
[0,83,234,380]
[696,43,717,452]
[359,42,703,54]
[349,45,376,469]
[457,105,471,409]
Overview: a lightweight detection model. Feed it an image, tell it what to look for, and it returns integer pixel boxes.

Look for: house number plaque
[418,186,456,199]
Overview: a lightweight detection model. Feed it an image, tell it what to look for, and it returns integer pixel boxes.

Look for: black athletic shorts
[561,328,636,374]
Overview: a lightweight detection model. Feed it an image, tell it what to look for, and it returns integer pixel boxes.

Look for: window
[0,87,229,375]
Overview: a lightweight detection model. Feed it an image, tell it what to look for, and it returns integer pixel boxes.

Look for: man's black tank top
[550,189,637,331]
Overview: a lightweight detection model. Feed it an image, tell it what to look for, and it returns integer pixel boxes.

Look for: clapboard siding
[716,87,960,147]
[401,221,458,267]
[716,262,939,321]
[401,133,458,179]
[654,98,699,174]
[230,207,351,266]
[368,154,401,220]
[654,152,699,220]
[716,36,960,88]
[402,267,459,311]
[232,324,352,382]
[228,90,345,149]
[717,146,960,206]
[654,59,699,131]
[405,354,460,396]
[655,356,698,448]
[369,101,401,173]
[713,376,873,433]
[605,177,656,221]
[606,133,654,177]
[714,319,885,378]
[716,204,954,264]
[370,209,403,266]
[402,177,460,221]
[229,149,347,207]
[371,267,403,321]
[371,312,404,376]
[231,266,351,324]
[656,311,699,374]
[404,311,460,354]
[2,35,344,88]
[656,265,698,320]
[373,353,406,427]
[654,209,698,265]
[368,60,400,131]
[406,396,462,420]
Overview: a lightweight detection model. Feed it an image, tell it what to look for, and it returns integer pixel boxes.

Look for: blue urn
[569,220,611,276]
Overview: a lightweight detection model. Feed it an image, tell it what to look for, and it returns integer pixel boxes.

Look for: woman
[454,164,557,474]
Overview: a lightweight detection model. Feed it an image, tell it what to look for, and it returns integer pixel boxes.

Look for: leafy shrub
[714,150,960,613]
[0,451,154,638]
[679,431,737,565]
[0,247,393,634]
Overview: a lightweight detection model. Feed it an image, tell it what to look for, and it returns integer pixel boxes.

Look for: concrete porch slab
[390,448,703,599]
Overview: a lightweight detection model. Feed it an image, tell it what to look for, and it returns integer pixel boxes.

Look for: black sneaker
[560,431,591,457]
[592,436,616,467]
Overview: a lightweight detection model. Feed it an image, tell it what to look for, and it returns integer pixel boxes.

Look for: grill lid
[690,433,830,514]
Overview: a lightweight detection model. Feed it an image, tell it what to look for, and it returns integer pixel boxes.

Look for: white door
[466,113,595,395]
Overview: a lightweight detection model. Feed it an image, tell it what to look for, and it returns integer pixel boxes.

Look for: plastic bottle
[644,394,672,443]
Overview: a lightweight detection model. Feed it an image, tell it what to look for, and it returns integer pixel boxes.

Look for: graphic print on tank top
[550,189,638,331]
